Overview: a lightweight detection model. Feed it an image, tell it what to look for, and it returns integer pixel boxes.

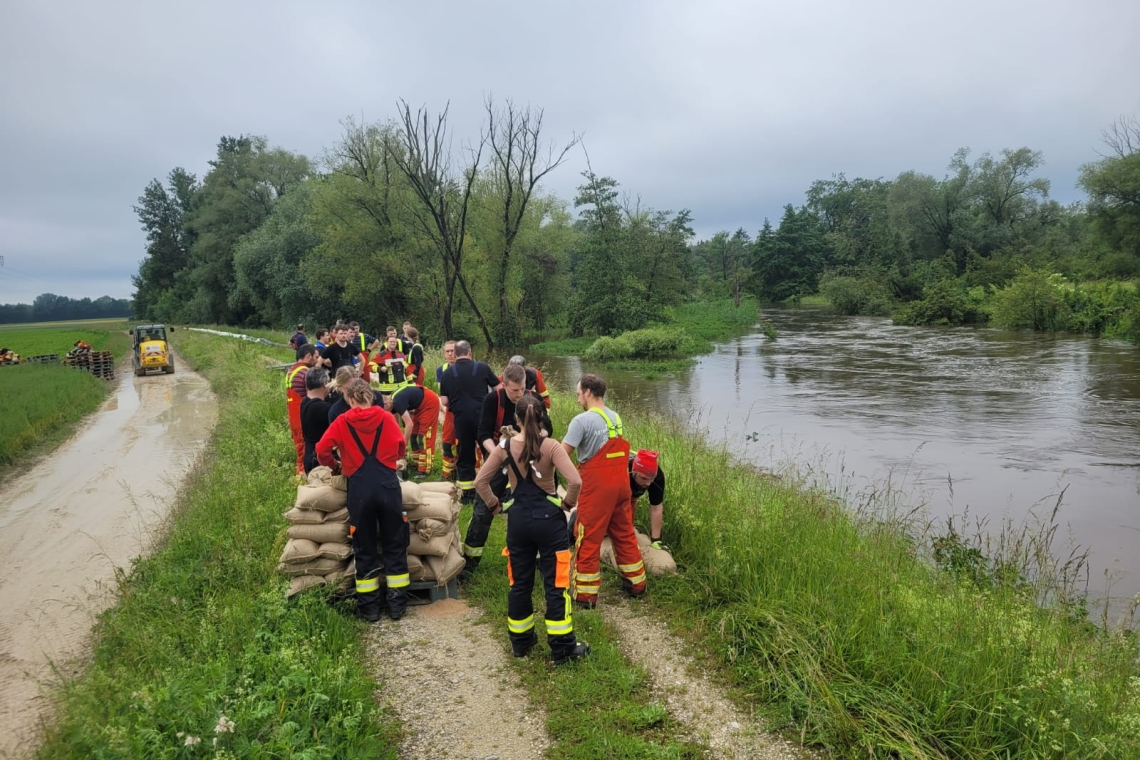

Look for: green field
[0,321,132,470]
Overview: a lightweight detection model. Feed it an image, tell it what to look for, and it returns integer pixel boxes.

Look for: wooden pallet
[27,354,61,364]
[63,351,115,381]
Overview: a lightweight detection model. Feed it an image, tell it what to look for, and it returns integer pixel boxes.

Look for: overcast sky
[1,0,1137,303]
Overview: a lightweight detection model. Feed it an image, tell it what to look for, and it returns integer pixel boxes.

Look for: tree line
[131,103,1140,344]
[0,293,131,325]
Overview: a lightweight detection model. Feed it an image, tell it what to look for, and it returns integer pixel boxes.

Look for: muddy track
[0,357,216,758]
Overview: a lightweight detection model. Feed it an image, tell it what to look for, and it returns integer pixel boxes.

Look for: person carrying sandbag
[475,395,590,665]
[628,450,666,549]
[562,374,646,609]
[316,379,411,622]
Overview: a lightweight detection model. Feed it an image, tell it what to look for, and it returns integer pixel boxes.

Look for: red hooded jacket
[316,405,406,476]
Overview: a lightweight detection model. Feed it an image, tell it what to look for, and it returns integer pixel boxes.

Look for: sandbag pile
[600,530,677,576]
[402,480,465,586]
[279,466,354,598]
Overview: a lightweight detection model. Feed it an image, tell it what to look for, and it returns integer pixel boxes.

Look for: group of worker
[283,321,668,666]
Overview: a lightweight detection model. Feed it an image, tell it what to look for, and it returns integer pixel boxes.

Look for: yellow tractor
[130,324,175,376]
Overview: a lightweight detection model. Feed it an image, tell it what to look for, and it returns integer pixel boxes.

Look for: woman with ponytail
[474,394,589,665]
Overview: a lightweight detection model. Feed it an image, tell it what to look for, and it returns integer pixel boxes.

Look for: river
[531,305,1140,612]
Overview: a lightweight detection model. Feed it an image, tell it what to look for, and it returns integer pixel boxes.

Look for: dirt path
[365,598,549,760]
[602,599,813,760]
[0,358,216,758]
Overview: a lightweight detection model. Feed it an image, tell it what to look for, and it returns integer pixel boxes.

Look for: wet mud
[0,358,216,757]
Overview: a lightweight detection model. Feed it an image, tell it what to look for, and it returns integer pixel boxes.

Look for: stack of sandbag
[600,530,677,576]
[279,466,354,597]
[401,480,465,586]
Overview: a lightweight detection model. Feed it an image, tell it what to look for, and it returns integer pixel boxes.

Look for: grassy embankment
[0,320,130,468]
[36,330,401,759]
[603,407,1140,758]
[532,297,765,376]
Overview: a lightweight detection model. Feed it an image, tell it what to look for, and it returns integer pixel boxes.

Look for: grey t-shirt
[564,406,621,463]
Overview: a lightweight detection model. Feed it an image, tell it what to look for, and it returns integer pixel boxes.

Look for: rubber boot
[386,588,407,621]
[552,642,591,666]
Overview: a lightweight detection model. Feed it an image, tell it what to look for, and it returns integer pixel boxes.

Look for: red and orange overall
[393,384,440,474]
[573,409,646,604]
[285,361,307,474]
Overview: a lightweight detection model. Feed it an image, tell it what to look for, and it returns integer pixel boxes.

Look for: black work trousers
[505,484,577,661]
[462,467,508,569]
[452,402,481,495]
[347,457,410,618]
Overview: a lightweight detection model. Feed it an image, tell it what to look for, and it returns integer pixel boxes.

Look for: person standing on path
[385,383,441,478]
[460,364,551,578]
[300,367,331,474]
[286,345,320,474]
[562,374,646,608]
[316,379,411,622]
[321,325,366,373]
[475,395,590,665]
[436,340,459,479]
[438,340,500,504]
[503,355,551,408]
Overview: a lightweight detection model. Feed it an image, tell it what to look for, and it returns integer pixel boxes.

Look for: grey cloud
[1,0,1137,303]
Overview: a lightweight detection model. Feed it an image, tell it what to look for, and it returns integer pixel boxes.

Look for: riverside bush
[610,410,1140,759]
[583,327,704,362]
[893,279,989,326]
[818,274,893,316]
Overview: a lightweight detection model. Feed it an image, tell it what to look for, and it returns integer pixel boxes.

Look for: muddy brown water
[0,357,215,757]
[532,305,1140,612]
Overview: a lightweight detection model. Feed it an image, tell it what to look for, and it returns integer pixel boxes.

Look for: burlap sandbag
[323,560,355,591]
[286,522,350,543]
[407,553,425,581]
[330,475,348,491]
[324,506,349,523]
[400,480,423,506]
[600,536,616,568]
[295,485,348,512]
[419,557,437,581]
[279,538,321,564]
[427,544,465,585]
[419,481,459,499]
[307,466,334,485]
[408,530,451,557]
[283,507,325,525]
[642,546,677,575]
[280,557,344,577]
[318,542,353,561]
[414,518,449,541]
[404,494,456,522]
[287,574,326,598]
[635,531,652,549]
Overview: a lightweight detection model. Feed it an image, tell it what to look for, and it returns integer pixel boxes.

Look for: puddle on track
[0,358,216,757]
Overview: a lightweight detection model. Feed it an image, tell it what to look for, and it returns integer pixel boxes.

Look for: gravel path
[366,598,549,760]
[602,599,815,760]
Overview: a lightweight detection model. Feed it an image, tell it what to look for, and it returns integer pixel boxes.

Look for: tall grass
[0,364,110,466]
[591,407,1140,759]
[0,324,130,357]
[36,331,400,759]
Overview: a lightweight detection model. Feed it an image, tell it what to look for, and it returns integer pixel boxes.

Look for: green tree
[131,167,197,319]
[1080,148,1140,260]
[751,205,830,301]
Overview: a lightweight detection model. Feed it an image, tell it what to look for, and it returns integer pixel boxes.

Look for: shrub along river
[533,304,1140,612]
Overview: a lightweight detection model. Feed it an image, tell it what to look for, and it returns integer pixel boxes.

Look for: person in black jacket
[300,367,330,473]
[438,340,500,504]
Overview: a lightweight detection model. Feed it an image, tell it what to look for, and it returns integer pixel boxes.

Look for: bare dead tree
[484,96,580,344]
[387,100,490,345]
[1099,112,1140,158]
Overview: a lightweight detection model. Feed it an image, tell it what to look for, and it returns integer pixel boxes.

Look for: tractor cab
[130,324,175,376]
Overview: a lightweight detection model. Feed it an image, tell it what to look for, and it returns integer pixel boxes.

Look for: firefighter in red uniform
[370,335,408,396]
[316,379,410,621]
[561,373,646,607]
[504,355,551,408]
[285,345,320,474]
[385,383,440,477]
[436,341,458,479]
